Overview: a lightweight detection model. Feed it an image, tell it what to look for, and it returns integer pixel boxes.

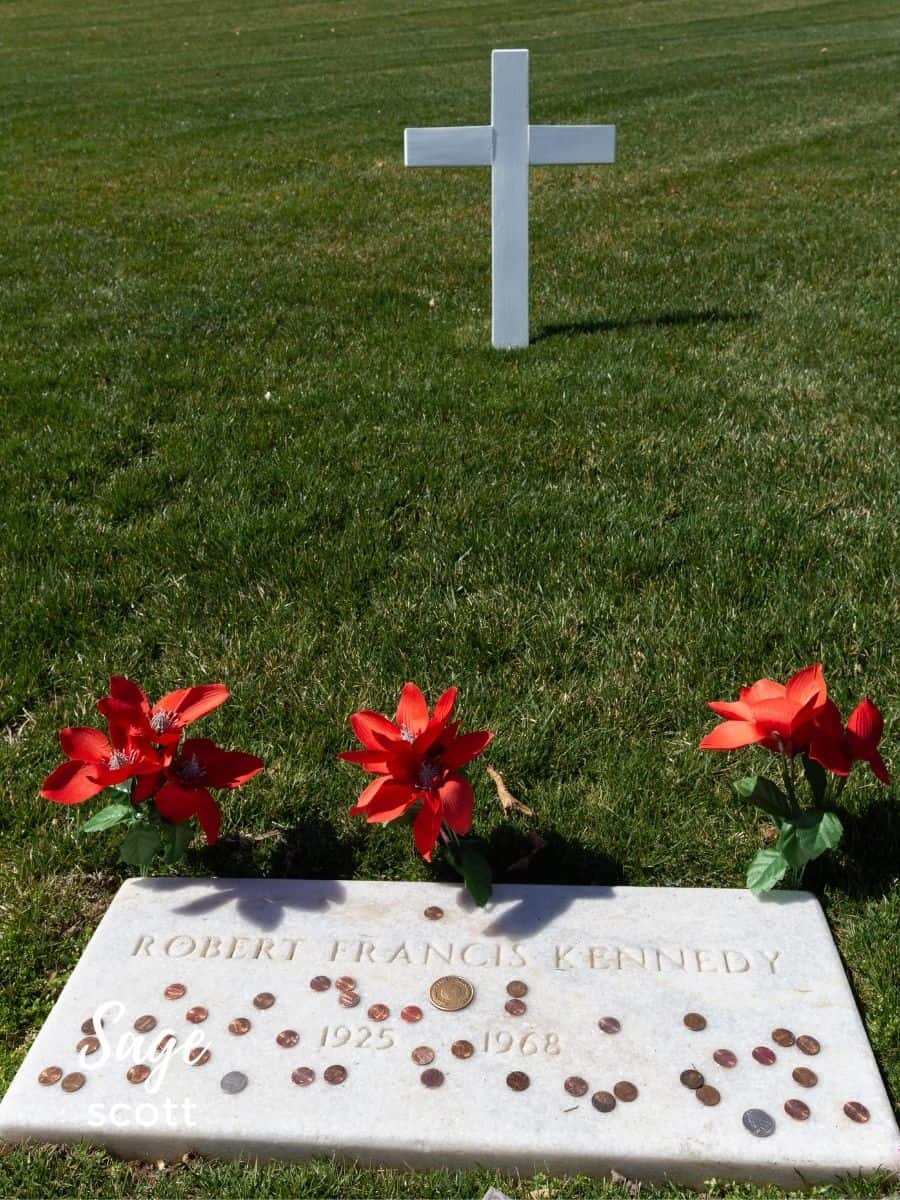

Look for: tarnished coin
[796,1035,820,1056]
[421,1068,444,1088]
[713,1049,737,1068]
[76,1036,100,1055]
[412,1046,435,1066]
[401,1005,423,1023]
[424,906,444,921]
[39,1066,63,1086]
[253,992,275,1010]
[614,1081,639,1103]
[127,1064,151,1084]
[189,1047,211,1066]
[683,1012,707,1031]
[506,980,528,998]
[785,1098,810,1121]
[844,1101,870,1124]
[504,998,526,1017]
[292,1067,315,1087]
[220,1070,248,1094]
[429,975,475,1012]
[338,991,360,1008]
[335,976,357,993]
[80,1018,97,1035]
[591,1090,616,1112]
[696,1085,721,1107]
[742,1108,776,1138]
[368,1004,390,1022]
[228,1018,251,1036]
[134,1014,157,1033]
[324,1064,347,1085]
[310,975,331,992]
[752,1046,776,1066]
[451,1039,475,1059]
[277,1029,299,1048]
[185,1006,208,1024]
[598,1016,621,1035]
[792,1067,818,1088]
[61,1072,86,1093]
[772,1027,795,1047]
[164,983,186,1000]
[565,1076,589,1097]
[156,1033,177,1053]
[680,1069,704,1090]
[506,1071,530,1092]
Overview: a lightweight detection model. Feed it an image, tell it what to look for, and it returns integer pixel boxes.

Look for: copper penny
[229,1018,251,1036]
[277,1029,300,1048]
[598,1016,621,1035]
[61,1072,86,1093]
[80,1018,97,1035]
[76,1036,100,1055]
[189,1047,211,1066]
[401,1005,423,1023]
[324,1064,347,1085]
[792,1067,818,1088]
[506,980,528,998]
[785,1098,810,1121]
[186,1005,208,1024]
[335,976,357,993]
[451,1039,475,1059]
[164,983,186,1000]
[338,991,360,1008]
[591,1090,616,1112]
[696,1085,721,1107]
[683,1012,707,1031]
[133,1014,157,1033]
[157,1033,177,1053]
[412,1046,435,1066]
[772,1027,795,1047]
[309,975,331,992]
[614,1080,639,1103]
[421,1068,444,1088]
[753,1046,776,1066]
[368,1004,390,1022]
[680,1069,704,1090]
[844,1101,870,1124]
[504,998,526,1017]
[292,1067,315,1087]
[565,1076,589,1097]
[253,992,276,1010]
[424,906,444,921]
[506,1071,530,1092]
[39,1066,63,1086]
[796,1035,821,1056]
[713,1048,737,1068]
[127,1064,151,1084]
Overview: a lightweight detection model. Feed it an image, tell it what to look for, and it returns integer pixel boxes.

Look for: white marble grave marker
[1,878,897,1185]
[404,49,616,349]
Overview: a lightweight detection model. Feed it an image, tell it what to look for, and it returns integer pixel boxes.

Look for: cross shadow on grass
[531,308,757,342]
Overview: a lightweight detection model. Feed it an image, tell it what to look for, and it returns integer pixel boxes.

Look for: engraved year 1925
[320,1024,395,1050]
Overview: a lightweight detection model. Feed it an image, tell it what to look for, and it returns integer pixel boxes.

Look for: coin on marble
[221,1070,248,1094]
[428,975,475,1012]
[39,1066,63,1086]
[742,1108,775,1138]
[61,1072,86,1093]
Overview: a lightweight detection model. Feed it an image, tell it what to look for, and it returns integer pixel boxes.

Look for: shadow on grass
[531,308,758,342]
[810,797,900,901]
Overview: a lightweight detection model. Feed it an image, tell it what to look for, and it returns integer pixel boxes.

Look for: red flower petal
[413,796,443,862]
[846,698,884,749]
[154,781,199,824]
[395,683,429,736]
[432,687,458,726]
[337,749,393,774]
[707,700,753,721]
[356,780,417,824]
[59,726,110,764]
[41,761,107,805]
[740,679,784,704]
[350,709,401,751]
[698,720,763,751]
[349,775,391,812]
[178,738,264,789]
[132,772,163,803]
[438,772,474,834]
[867,749,890,786]
[193,790,222,844]
[784,663,826,708]
[808,733,852,776]
[155,684,230,726]
[442,730,494,770]
[97,697,152,742]
[107,676,151,712]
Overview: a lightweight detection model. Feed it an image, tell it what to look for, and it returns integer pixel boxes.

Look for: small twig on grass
[486,764,535,818]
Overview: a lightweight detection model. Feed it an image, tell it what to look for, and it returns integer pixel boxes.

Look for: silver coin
[220,1070,248,1095]
[742,1108,775,1138]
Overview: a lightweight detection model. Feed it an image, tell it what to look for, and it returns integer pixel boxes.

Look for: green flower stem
[780,750,799,814]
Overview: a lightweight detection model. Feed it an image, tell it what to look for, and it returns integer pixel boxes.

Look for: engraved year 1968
[320,1024,395,1050]
[483,1030,561,1056]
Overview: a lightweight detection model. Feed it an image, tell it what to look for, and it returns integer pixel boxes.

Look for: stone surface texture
[0,878,896,1185]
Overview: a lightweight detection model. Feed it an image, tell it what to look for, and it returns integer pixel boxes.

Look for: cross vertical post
[491,50,530,349]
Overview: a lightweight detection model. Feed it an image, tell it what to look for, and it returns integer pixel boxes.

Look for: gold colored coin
[428,975,475,1012]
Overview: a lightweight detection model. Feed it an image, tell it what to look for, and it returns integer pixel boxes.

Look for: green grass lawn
[1,0,898,1194]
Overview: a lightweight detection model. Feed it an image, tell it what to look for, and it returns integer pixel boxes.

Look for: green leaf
[802,754,828,807]
[778,810,844,868]
[457,840,493,908]
[119,824,163,867]
[733,776,791,822]
[109,780,133,797]
[82,803,134,833]
[162,820,193,865]
[746,848,789,893]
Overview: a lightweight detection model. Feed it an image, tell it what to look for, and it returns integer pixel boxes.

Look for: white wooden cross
[404,49,615,349]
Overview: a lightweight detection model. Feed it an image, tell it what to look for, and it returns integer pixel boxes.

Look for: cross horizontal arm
[404,126,493,168]
[529,124,616,165]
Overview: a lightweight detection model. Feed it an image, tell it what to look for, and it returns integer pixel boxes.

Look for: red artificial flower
[137,737,265,845]
[41,727,164,806]
[699,664,828,757]
[340,682,493,861]
[97,676,230,747]
[809,698,890,785]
